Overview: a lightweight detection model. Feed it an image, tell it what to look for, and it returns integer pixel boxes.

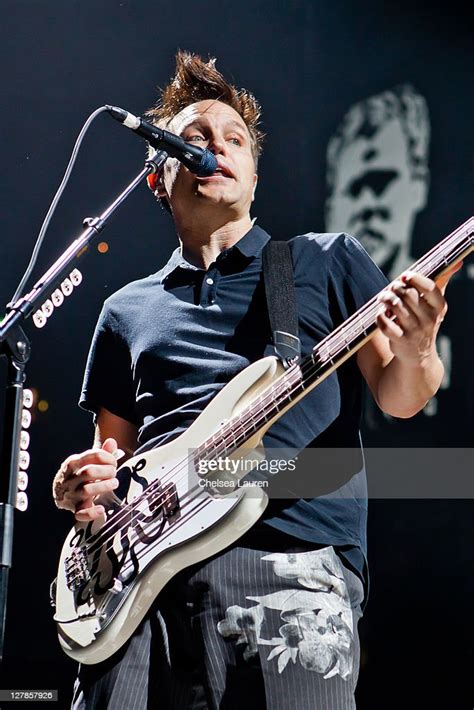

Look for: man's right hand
[52,437,121,521]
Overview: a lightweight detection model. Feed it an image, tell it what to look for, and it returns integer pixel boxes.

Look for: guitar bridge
[64,546,91,591]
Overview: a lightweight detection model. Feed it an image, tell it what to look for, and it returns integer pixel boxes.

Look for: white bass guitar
[52,218,473,664]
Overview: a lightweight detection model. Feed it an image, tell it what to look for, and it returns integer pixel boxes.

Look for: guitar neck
[196,218,474,459]
[310,216,474,383]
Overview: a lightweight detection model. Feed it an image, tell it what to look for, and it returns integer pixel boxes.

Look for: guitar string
[94,499,226,606]
[81,298,379,559]
[70,491,226,592]
[71,307,376,580]
[88,495,213,605]
[75,233,470,566]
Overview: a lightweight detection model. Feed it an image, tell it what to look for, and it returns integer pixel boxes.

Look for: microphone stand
[0,149,168,662]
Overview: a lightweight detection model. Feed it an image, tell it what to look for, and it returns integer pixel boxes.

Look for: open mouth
[197,162,234,180]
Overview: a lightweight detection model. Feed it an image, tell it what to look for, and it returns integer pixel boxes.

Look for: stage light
[38,400,49,413]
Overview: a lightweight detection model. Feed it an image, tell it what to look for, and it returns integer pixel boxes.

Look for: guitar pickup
[162,482,180,522]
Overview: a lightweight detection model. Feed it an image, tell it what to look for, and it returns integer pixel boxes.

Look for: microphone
[105,105,217,177]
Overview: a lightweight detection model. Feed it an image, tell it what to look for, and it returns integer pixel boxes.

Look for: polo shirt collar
[159,247,200,284]
[159,223,271,284]
[232,223,271,258]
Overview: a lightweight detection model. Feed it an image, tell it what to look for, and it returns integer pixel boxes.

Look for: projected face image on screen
[325,85,453,422]
[325,85,430,279]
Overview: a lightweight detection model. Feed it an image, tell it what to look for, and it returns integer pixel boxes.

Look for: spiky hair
[145,50,264,163]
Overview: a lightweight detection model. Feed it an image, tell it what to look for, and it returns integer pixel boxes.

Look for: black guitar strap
[262,239,301,368]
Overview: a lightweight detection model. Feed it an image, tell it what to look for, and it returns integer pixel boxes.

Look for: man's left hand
[376,263,462,365]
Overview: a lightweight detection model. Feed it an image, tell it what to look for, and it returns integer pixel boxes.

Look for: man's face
[160,100,257,220]
[326,118,427,272]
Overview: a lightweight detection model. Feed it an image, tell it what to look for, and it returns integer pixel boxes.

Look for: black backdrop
[0,1,472,708]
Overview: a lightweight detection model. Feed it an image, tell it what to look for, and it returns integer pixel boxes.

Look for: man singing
[53,51,457,709]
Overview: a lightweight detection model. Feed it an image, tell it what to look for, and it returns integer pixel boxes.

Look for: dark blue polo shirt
[80,225,388,583]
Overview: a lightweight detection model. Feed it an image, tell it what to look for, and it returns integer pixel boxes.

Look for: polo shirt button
[206,277,214,285]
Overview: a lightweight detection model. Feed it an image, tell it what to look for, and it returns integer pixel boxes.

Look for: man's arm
[357,329,443,418]
[93,407,139,458]
[357,267,460,418]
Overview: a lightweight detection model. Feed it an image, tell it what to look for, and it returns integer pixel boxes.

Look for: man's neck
[177,214,254,269]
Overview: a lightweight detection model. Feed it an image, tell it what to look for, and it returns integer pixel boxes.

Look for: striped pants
[72,527,364,709]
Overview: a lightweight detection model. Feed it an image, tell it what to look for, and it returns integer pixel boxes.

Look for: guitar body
[54,356,283,664]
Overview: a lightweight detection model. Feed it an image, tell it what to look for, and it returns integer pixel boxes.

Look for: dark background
[0,1,472,708]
